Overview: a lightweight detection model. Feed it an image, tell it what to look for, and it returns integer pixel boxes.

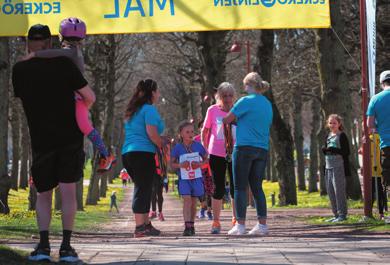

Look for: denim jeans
[232,146,268,221]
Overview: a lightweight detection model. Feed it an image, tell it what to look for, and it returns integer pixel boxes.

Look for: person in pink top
[201,82,236,234]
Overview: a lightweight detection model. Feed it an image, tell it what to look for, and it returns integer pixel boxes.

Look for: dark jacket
[322,131,351,177]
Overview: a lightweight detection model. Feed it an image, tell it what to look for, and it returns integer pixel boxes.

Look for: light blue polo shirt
[231,93,273,150]
[122,104,164,154]
[367,90,390,148]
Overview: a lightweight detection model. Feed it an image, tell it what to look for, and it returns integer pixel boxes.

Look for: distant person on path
[25,17,115,172]
[367,70,390,222]
[121,79,165,238]
[149,154,165,221]
[120,168,130,187]
[322,114,350,222]
[194,120,213,220]
[223,72,272,236]
[171,121,209,236]
[12,24,95,262]
[110,191,119,213]
[202,82,236,234]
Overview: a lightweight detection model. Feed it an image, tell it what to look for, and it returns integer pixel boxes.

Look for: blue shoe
[198,208,206,219]
[59,246,79,263]
[207,211,213,220]
[28,244,51,262]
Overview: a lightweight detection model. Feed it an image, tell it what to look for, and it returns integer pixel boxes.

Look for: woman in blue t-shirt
[223,72,273,236]
[122,79,165,238]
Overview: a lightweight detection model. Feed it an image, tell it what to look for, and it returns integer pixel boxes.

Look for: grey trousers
[325,166,347,217]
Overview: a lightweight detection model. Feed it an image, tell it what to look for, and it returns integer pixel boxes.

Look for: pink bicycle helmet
[59,17,86,39]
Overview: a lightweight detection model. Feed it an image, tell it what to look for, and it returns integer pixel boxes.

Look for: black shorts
[31,143,85,193]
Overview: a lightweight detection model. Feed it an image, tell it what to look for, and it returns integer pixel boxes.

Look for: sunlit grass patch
[0,177,124,240]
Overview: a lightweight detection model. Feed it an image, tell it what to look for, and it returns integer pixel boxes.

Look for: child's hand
[191,161,201,170]
[180,161,190,170]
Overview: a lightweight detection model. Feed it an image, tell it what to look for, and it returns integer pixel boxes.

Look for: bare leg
[59,183,77,230]
[212,198,222,221]
[191,197,197,222]
[36,190,53,231]
[183,196,192,222]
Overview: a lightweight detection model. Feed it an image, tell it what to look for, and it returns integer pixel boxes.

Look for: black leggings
[151,174,164,212]
[122,151,156,214]
[382,147,390,186]
[209,154,234,200]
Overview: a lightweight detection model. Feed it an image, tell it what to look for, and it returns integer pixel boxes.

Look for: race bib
[179,152,202,180]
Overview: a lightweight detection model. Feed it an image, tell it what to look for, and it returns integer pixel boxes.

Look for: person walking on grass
[12,24,95,262]
[171,121,209,236]
[110,191,119,213]
[121,79,166,238]
[223,72,272,236]
[322,114,350,222]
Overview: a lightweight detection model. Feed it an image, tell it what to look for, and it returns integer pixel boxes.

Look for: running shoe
[28,244,51,262]
[248,224,269,235]
[59,246,79,263]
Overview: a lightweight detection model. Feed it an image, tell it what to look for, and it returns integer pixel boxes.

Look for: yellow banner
[0,0,330,37]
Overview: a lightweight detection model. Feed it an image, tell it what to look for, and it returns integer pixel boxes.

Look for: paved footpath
[7,186,390,264]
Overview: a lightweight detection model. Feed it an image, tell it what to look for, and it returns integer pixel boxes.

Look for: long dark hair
[125,79,157,120]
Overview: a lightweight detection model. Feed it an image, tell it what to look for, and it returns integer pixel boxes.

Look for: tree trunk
[0,37,10,213]
[314,0,362,200]
[85,37,106,205]
[308,99,320,193]
[318,127,327,196]
[28,184,37,211]
[86,158,101,205]
[255,30,297,205]
[54,188,61,210]
[99,174,108,198]
[10,99,21,190]
[293,88,306,191]
[197,31,228,117]
[19,117,29,189]
[270,149,278,183]
[76,177,84,211]
[0,174,11,214]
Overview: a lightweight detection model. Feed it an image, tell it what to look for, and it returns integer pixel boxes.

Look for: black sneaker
[59,246,79,263]
[145,222,161,236]
[28,244,51,262]
[183,227,192,236]
[134,224,146,238]
[190,227,195,236]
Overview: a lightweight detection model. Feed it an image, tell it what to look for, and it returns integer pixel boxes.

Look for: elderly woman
[223,72,273,236]
[122,79,165,238]
[202,82,236,234]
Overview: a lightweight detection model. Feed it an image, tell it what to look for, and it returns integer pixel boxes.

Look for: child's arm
[170,157,189,170]
[34,48,76,60]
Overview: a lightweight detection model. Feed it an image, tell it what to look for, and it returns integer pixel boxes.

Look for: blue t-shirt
[122,104,164,154]
[171,141,207,179]
[367,90,390,148]
[231,93,273,150]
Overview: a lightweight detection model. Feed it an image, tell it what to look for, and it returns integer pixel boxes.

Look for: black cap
[27,24,51,40]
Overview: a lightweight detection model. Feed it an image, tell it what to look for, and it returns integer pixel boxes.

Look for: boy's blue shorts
[178,178,204,197]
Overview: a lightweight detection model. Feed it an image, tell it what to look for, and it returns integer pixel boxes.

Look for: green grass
[0,177,124,240]
[306,214,390,231]
[0,245,53,265]
[168,175,364,209]
[262,181,363,209]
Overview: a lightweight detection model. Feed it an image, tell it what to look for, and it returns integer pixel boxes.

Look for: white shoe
[227,224,246,235]
[248,224,269,235]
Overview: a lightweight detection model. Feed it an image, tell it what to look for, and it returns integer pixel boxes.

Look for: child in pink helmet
[26,17,115,172]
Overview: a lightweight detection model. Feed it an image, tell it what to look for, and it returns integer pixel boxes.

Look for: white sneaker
[227,224,246,235]
[248,224,269,235]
